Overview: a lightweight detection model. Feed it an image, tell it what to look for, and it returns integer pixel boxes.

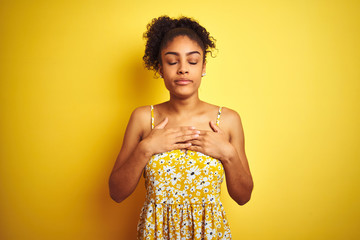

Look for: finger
[186,139,202,146]
[154,117,168,129]
[174,128,201,137]
[182,128,201,135]
[169,129,199,139]
[187,145,202,152]
[209,120,222,133]
[197,130,211,135]
[172,142,192,149]
[168,126,197,134]
[168,130,199,141]
[179,126,197,132]
[175,133,200,143]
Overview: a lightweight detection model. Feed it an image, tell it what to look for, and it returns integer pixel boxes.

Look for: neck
[167,92,202,114]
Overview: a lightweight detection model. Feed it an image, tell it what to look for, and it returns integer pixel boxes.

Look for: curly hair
[143,15,216,72]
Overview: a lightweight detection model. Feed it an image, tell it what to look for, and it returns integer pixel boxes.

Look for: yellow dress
[137,105,232,240]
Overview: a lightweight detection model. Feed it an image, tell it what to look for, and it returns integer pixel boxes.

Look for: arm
[220,109,253,205]
[108,107,152,203]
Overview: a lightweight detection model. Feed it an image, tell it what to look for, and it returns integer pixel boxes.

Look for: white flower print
[207,194,216,203]
[170,172,182,185]
[186,165,201,181]
[181,191,188,198]
[195,228,202,238]
[210,159,217,166]
[169,152,176,159]
[196,177,210,190]
[153,179,160,187]
[206,228,217,239]
[163,165,175,174]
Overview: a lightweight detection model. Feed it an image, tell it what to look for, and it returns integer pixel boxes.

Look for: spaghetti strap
[216,106,222,126]
[150,105,154,129]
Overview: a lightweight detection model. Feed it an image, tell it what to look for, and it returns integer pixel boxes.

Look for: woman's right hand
[141,117,200,155]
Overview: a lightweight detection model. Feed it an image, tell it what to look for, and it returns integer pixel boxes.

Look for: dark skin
[109,36,253,205]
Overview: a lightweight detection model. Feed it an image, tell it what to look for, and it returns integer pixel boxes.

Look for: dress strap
[150,105,154,129]
[216,106,222,126]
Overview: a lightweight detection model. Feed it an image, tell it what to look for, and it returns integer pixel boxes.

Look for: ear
[202,62,207,75]
[158,64,163,77]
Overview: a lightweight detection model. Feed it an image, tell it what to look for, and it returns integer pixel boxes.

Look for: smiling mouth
[174,79,193,85]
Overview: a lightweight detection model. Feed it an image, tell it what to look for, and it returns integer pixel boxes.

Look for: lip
[174,79,193,85]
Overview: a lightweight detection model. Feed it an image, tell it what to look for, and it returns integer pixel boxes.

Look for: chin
[174,91,197,99]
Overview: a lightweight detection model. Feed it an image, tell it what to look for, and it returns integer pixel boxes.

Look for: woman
[109,15,253,239]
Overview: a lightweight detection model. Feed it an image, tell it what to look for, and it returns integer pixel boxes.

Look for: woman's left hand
[187,121,235,162]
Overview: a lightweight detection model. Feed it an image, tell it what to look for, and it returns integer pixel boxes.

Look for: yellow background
[1,0,359,239]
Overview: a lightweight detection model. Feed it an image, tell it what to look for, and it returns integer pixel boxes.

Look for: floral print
[137,106,231,239]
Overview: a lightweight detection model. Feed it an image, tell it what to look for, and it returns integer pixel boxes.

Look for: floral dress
[137,105,232,240]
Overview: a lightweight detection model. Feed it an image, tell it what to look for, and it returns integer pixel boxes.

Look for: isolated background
[1,0,359,239]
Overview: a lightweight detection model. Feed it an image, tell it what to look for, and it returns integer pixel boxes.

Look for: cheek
[163,79,173,91]
[161,66,174,77]
[194,67,204,77]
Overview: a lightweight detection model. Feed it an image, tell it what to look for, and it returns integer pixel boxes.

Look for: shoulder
[127,105,152,139]
[201,102,242,129]
[220,106,242,123]
[130,105,151,119]
[218,107,244,138]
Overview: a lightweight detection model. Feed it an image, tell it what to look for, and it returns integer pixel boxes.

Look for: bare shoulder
[127,105,152,140]
[130,105,151,119]
[220,107,242,124]
[219,107,244,139]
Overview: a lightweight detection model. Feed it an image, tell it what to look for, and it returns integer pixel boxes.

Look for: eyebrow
[164,51,201,56]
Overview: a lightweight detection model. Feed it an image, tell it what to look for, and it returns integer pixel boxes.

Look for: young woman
[109,15,253,239]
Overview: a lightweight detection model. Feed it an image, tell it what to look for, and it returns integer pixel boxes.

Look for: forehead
[161,36,203,56]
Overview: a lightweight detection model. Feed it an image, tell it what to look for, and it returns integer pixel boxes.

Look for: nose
[177,62,189,75]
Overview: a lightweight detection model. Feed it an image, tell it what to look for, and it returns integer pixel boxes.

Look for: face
[159,35,206,99]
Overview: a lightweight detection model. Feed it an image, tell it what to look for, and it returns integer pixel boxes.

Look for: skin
[109,35,253,205]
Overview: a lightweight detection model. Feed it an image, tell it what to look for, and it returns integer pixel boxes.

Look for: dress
[137,105,232,240]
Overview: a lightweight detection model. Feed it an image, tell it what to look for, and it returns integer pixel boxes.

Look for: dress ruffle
[137,202,231,240]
